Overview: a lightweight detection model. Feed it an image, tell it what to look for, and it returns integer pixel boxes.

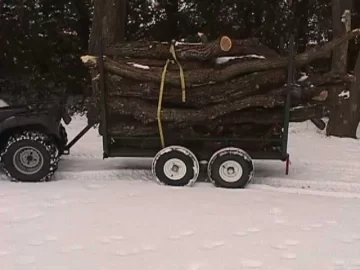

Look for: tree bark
[105,95,285,125]
[71,0,91,52]
[89,0,127,53]
[102,70,344,108]
[104,69,286,107]
[332,0,352,73]
[105,104,328,137]
[105,37,280,60]
[88,0,127,123]
[104,83,329,126]
[82,29,360,87]
[327,50,360,138]
[326,0,357,137]
[163,0,179,40]
[113,58,204,70]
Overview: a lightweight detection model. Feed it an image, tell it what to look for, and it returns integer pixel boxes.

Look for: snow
[339,90,350,99]
[127,62,150,70]
[215,55,265,64]
[297,73,309,82]
[0,99,9,108]
[341,10,351,23]
[1,115,360,269]
[175,41,203,46]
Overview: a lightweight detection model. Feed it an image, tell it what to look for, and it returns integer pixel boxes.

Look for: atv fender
[0,114,64,145]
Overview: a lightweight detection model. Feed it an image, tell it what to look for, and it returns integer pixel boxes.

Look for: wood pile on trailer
[81,30,359,151]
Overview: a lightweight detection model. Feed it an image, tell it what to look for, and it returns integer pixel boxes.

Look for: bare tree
[89,0,127,54]
[87,0,127,120]
[326,0,360,138]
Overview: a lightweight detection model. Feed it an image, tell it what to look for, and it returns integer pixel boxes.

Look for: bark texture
[82,31,360,149]
[105,37,280,61]
[327,0,358,137]
[88,0,127,123]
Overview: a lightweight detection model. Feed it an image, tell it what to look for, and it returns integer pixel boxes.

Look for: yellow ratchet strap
[157,42,186,148]
[169,43,186,102]
[157,59,170,148]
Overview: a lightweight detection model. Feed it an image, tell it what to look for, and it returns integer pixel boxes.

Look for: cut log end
[312,90,328,101]
[220,36,232,52]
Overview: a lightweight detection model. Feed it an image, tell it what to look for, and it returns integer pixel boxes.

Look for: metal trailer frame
[65,9,297,175]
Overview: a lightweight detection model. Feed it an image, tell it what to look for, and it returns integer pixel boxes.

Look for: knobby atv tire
[0,131,60,182]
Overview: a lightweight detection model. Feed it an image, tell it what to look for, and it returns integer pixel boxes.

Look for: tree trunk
[326,0,357,137]
[87,0,127,123]
[89,0,127,53]
[71,0,91,52]
[332,0,351,73]
[295,0,310,53]
[327,50,360,138]
[164,0,179,40]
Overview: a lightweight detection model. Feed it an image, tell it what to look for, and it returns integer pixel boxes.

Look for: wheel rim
[163,158,187,181]
[13,146,44,175]
[218,160,243,183]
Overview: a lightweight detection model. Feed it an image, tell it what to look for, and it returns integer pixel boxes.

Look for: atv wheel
[0,131,60,182]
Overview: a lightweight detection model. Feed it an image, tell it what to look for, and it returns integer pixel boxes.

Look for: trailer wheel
[0,131,60,182]
[207,147,254,189]
[152,146,200,187]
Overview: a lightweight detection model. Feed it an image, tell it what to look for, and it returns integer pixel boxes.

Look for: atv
[0,100,71,182]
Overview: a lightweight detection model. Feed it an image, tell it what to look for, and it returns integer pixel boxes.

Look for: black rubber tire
[0,131,60,182]
[207,147,254,189]
[152,146,200,187]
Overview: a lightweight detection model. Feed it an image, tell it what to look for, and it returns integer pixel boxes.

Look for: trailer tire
[207,147,254,189]
[0,131,60,182]
[152,146,200,187]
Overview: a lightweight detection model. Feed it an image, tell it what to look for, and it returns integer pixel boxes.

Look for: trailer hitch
[63,123,95,154]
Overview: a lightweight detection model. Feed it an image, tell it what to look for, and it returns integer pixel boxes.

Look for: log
[87,79,332,125]
[106,95,286,125]
[105,37,280,61]
[105,69,286,107]
[81,32,355,140]
[82,28,360,87]
[105,103,328,137]
[104,83,330,122]
[310,119,326,130]
[298,72,354,87]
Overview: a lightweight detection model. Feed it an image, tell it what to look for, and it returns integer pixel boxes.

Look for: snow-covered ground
[1,115,360,270]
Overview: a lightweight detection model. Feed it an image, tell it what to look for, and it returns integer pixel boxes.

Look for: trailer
[0,33,295,188]
[0,4,299,188]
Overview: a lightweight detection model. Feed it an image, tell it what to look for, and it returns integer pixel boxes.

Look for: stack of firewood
[81,30,358,150]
